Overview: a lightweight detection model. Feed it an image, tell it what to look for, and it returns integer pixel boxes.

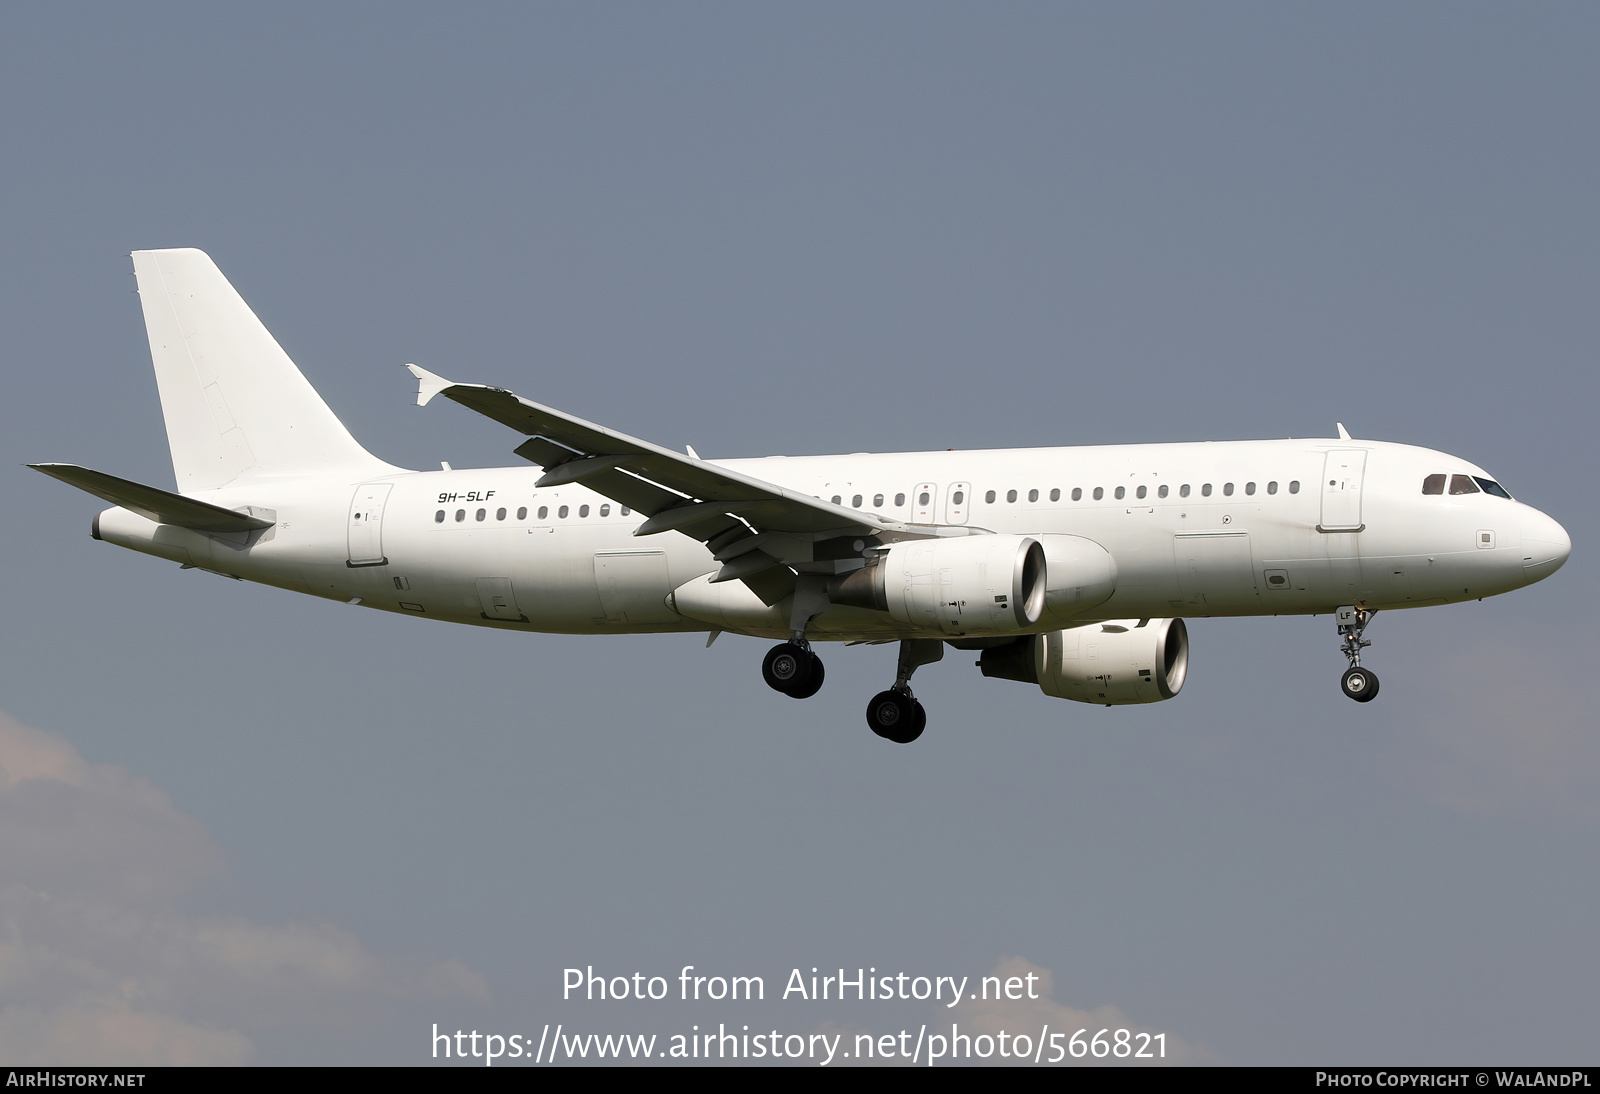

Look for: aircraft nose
[1519,508,1571,580]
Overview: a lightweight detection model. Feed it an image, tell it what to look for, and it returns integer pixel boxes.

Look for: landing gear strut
[867,639,942,744]
[1336,606,1379,703]
[763,641,824,699]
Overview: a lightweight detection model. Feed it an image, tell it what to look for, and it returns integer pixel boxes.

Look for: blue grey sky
[1,3,1596,1064]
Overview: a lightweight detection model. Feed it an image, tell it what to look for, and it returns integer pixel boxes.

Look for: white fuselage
[93,436,1570,642]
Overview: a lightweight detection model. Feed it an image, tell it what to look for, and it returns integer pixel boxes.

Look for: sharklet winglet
[407,363,456,407]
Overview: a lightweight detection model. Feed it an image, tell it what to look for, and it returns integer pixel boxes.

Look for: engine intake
[829,534,1046,637]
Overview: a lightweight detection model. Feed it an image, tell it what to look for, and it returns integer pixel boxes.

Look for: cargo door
[476,577,525,621]
[1174,532,1260,610]
[594,550,676,624]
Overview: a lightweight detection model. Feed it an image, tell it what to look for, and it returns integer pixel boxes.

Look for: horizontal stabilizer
[29,464,273,533]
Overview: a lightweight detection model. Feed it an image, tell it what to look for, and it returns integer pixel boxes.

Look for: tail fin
[132,248,395,492]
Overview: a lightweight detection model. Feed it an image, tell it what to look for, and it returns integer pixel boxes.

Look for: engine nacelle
[829,534,1046,637]
[979,618,1189,705]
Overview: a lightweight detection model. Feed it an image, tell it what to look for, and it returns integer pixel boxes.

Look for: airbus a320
[33,250,1572,743]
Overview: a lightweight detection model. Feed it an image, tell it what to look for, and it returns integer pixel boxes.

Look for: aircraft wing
[409,366,904,602]
[29,463,274,533]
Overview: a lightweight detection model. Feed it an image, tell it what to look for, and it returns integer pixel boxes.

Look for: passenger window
[496,507,507,520]
[852,495,862,508]
[952,490,965,505]
[1071,488,1082,501]
[1201,484,1213,497]
[1267,481,1278,495]
[558,505,569,518]
[1136,485,1147,499]
[1049,488,1060,502]
[1422,474,1446,495]
[435,510,445,523]
[1223,483,1234,497]
[985,490,996,504]
[455,509,466,522]
[1114,486,1125,500]
[517,507,528,520]
[1006,489,1017,503]
[1449,475,1480,495]
[1180,484,1191,498]
[600,504,611,516]
[874,494,884,507]
[1474,477,1512,499]
[894,493,905,507]
[1158,484,1169,498]
[831,495,842,505]
[476,508,486,521]
[620,507,630,516]
[1289,481,1300,494]
[1028,488,1038,502]
[1093,487,1104,500]
[1245,482,1255,496]
[919,491,931,506]
[538,506,548,520]
[579,504,590,517]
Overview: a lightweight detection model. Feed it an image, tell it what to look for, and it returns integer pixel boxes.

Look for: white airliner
[33,250,1571,743]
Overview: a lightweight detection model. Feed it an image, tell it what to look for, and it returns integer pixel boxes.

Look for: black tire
[902,701,927,743]
[762,643,812,694]
[785,655,825,699]
[867,690,921,743]
[1341,666,1380,703]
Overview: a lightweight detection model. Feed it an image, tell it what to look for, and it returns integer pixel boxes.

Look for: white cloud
[0,711,487,1065]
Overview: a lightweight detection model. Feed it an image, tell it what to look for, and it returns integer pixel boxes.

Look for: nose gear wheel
[1336,607,1380,703]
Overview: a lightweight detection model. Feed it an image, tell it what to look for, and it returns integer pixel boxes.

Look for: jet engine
[978,618,1189,705]
[829,534,1046,637]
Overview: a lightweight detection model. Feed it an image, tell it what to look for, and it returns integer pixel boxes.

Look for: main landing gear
[762,641,824,699]
[866,639,943,745]
[758,636,941,744]
[1336,606,1379,703]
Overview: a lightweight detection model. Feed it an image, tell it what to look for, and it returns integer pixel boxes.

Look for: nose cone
[1520,508,1571,581]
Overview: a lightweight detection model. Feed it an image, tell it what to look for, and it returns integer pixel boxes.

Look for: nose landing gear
[1336,606,1379,703]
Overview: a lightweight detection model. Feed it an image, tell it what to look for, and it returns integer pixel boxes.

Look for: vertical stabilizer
[132,248,395,492]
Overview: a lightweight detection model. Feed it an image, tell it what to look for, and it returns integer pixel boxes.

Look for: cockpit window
[1422,474,1445,495]
[1473,476,1512,499]
[1448,474,1480,495]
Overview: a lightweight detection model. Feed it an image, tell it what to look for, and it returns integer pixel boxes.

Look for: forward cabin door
[347,484,393,566]
[1319,450,1367,532]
